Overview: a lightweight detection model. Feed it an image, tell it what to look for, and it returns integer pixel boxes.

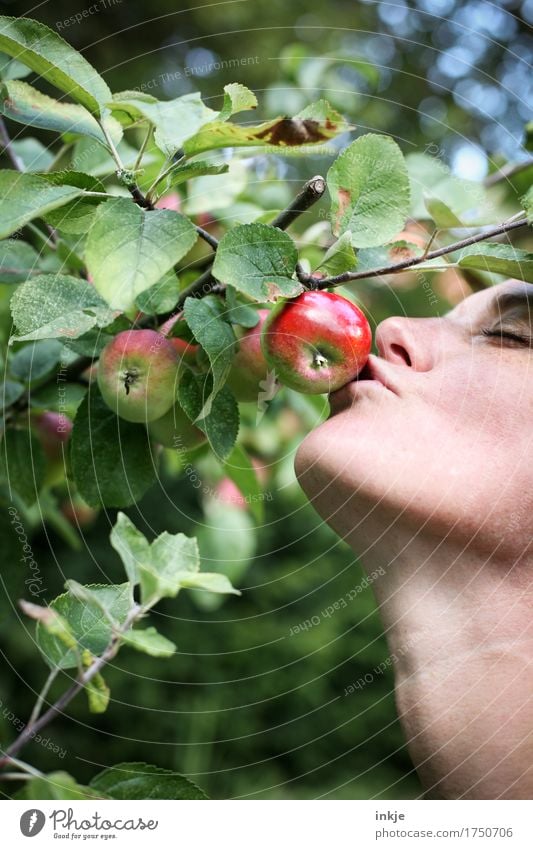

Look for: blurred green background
[0,0,531,800]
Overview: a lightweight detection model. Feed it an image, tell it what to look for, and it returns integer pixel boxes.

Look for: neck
[346,512,533,799]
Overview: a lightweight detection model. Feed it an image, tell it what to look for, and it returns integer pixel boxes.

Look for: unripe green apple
[227,309,271,402]
[97,329,180,423]
[261,291,372,394]
[148,401,207,450]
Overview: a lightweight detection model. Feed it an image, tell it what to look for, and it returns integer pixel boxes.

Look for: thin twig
[170,175,328,311]
[146,151,185,199]
[0,607,140,767]
[270,175,327,230]
[195,225,218,250]
[26,223,57,252]
[0,772,32,781]
[0,116,25,172]
[98,120,154,210]
[484,159,533,187]
[133,125,152,173]
[28,668,60,727]
[98,119,125,173]
[45,143,71,173]
[312,217,530,289]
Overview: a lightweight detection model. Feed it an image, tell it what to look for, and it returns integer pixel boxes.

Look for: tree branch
[309,217,530,289]
[0,606,141,768]
[169,175,328,311]
[270,175,327,230]
[195,225,218,250]
[484,159,533,187]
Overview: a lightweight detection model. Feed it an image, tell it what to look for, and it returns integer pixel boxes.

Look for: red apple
[227,309,271,402]
[159,313,199,366]
[97,329,180,423]
[34,411,72,460]
[61,494,98,528]
[261,291,372,394]
[148,400,207,450]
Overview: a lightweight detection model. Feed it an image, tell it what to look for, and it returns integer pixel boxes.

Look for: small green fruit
[148,401,207,450]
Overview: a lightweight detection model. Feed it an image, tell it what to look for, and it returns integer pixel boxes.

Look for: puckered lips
[328,354,398,414]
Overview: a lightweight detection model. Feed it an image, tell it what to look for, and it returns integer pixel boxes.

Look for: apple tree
[0,15,531,799]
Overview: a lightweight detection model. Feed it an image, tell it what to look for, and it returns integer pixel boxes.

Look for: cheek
[295,366,533,551]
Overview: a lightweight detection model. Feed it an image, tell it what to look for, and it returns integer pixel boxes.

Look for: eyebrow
[492,288,533,317]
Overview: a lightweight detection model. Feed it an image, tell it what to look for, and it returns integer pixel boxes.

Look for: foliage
[0,10,530,800]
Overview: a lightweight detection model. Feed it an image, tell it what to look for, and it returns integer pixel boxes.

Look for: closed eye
[481,327,531,346]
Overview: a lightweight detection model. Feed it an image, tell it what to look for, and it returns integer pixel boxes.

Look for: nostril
[390,343,412,367]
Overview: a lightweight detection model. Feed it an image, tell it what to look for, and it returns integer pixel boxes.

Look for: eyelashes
[481,327,531,346]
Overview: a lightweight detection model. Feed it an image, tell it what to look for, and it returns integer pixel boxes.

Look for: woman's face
[295,280,533,555]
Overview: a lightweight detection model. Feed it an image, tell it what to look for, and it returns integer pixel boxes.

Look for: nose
[375,316,439,372]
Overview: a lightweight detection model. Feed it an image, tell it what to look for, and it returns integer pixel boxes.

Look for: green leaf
[180,571,240,594]
[0,48,31,80]
[225,285,261,327]
[212,222,301,302]
[178,371,239,460]
[10,273,118,342]
[424,196,465,228]
[122,627,176,658]
[109,91,218,157]
[0,15,111,116]
[43,171,109,235]
[522,186,533,224]
[193,499,255,611]
[316,231,357,276]
[0,239,40,283]
[65,579,127,622]
[60,315,131,358]
[219,82,258,121]
[81,652,110,714]
[85,672,110,714]
[0,379,23,410]
[140,531,200,603]
[183,295,236,417]
[135,270,180,315]
[110,511,239,606]
[161,161,229,192]
[16,772,105,801]
[182,160,247,215]
[89,762,208,800]
[8,339,63,384]
[297,98,346,124]
[10,138,54,172]
[222,443,264,522]
[183,98,348,156]
[327,134,411,247]
[0,171,83,239]
[110,511,151,585]
[71,390,157,508]
[36,582,131,669]
[0,79,122,145]
[71,135,150,178]
[30,381,87,417]
[85,198,197,310]
[406,152,489,222]
[19,600,77,651]
[457,243,533,282]
[0,428,45,505]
